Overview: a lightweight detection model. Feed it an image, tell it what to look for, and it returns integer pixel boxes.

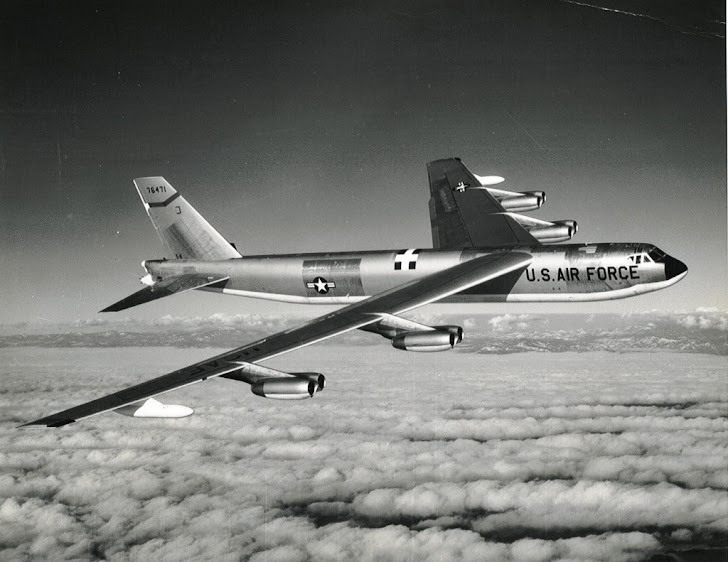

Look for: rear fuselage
[142,243,687,304]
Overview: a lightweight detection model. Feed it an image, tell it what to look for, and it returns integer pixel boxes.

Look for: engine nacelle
[529,220,577,243]
[392,330,457,352]
[251,378,317,400]
[292,372,326,391]
[500,191,545,212]
[433,325,464,344]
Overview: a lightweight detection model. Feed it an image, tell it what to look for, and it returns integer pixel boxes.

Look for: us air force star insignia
[394,249,420,271]
[306,277,336,294]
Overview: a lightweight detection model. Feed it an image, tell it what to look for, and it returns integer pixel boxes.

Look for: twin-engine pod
[392,329,458,352]
[484,187,546,213]
[360,314,464,352]
[251,377,319,399]
[501,212,577,244]
[221,363,326,400]
[499,191,545,212]
[528,220,578,243]
[292,372,326,391]
[433,325,464,344]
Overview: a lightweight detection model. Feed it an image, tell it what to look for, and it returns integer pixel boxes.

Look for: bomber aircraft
[22,158,687,427]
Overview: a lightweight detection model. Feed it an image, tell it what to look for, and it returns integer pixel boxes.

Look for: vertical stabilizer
[134,177,241,260]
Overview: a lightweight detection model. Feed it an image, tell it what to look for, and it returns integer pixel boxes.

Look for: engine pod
[251,378,317,399]
[529,220,577,243]
[500,193,544,212]
[433,325,464,344]
[391,330,455,352]
[292,372,326,391]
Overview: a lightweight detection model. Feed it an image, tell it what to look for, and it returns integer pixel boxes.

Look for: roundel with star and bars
[306,276,336,294]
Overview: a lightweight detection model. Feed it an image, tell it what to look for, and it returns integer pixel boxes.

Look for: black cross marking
[394,249,420,271]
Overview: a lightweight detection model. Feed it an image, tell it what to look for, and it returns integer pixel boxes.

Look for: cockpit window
[628,253,654,264]
[648,247,667,263]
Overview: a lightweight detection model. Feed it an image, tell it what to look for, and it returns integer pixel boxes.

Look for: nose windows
[648,247,667,262]
[628,246,670,265]
[628,246,668,264]
[628,253,654,265]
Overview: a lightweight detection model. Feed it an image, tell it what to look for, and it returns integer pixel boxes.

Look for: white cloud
[488,314,545,332]
[677,311,728,331]
[5,309,727,354]
[1,346,726,560]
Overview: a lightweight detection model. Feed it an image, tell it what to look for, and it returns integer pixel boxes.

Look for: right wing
[21,251,532,428]
[427,158,541,249]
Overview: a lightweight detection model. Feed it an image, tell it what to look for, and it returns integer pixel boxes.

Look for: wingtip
[100,298,127,313]
[17,422,43,429]
[100,300,137,313]
[18,418,75,429]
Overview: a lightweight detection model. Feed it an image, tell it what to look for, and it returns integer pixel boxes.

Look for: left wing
[21,251,532,428]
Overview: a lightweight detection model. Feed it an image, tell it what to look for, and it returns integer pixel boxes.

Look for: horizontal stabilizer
[100,275,229,312]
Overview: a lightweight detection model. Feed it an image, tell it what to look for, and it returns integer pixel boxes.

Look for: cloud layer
[2,310,727,354]
[1,346,726,560]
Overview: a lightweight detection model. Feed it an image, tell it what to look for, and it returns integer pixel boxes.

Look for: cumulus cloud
[1,345,726,560]
[488,314,547,332]
[2,310,727,354]
[677,311,728,331]
[349,480,726,533]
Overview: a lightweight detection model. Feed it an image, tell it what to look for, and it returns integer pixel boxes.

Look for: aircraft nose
[664,255,688,280]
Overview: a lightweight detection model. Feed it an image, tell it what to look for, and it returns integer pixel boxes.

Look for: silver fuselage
[142,243,686,305]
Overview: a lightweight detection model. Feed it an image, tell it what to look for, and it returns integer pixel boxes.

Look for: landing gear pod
[114,397,194,418]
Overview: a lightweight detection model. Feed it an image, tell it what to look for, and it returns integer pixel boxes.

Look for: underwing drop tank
[115,397,194,418]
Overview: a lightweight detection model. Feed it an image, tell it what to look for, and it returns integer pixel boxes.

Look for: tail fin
[134,177,241,260]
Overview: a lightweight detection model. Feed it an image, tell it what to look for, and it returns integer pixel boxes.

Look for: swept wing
[21,252,532,428]
[427,158,541,248]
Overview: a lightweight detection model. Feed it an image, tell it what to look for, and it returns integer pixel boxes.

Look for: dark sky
[1,1,725,323]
